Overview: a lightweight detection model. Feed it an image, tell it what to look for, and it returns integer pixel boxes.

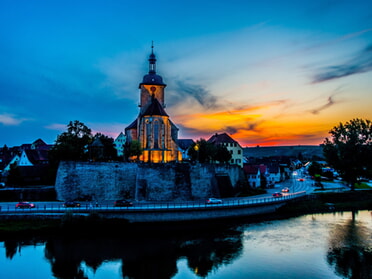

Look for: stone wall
[55,161,243,202]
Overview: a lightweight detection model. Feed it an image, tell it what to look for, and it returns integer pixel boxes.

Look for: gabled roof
[207,133,239,145]
[243,164,267,175]
[178,139,195,150]
[24,149,49,164]
[142,97,168,117]
[243,165,259,175]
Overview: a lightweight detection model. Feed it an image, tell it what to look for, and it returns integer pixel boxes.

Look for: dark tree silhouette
[214,145,232,164]
[323,118,372,190]
[50,120,93,162]
[187,138,216,163]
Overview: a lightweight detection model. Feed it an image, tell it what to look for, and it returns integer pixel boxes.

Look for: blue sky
[1,0,372,147]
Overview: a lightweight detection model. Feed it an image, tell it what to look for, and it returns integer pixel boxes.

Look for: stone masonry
[55,161,243,202]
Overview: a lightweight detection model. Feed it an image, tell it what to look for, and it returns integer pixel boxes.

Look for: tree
[49,120,93,162]
[187,139,216,163]
[92,133,117,161]
[323,118,372,190]
[214,145,232,164]
[6,163,22,187]
[307,161,322,177]
[125,140,143,161]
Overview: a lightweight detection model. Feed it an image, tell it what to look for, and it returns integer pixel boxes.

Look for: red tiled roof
[243,164,267,175]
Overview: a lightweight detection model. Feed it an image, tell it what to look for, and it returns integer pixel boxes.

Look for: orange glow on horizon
[173,104,333,147]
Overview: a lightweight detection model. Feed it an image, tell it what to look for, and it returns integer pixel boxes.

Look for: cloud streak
[310,95,337,115]
[313,44,372,83]
[0,114,28,126]
[173,80,220,109]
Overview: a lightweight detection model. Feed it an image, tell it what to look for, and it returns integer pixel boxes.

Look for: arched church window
[146,120,151,149]
[161,122,165,148]
[154,120,159,149]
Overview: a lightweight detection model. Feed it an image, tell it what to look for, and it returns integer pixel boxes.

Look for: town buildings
[0,139,52,185]
[207,133,243,167]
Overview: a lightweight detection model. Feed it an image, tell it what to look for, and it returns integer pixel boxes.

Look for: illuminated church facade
[125,47,182,163]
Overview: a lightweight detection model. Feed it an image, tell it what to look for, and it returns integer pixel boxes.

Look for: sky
[1,0,372,148]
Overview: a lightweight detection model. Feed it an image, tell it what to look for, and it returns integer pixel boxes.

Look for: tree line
[6,118,372,190]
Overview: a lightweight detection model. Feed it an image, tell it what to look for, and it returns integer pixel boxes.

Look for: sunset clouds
[0,0,371,147]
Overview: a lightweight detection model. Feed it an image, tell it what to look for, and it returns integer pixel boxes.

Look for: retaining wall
[55,162,243,202]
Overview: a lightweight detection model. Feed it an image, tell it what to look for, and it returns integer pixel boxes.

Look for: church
[125,47,182,163]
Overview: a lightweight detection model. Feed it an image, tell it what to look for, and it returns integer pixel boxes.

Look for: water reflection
[1,211,371,279]
[5,225,242,279]
[326,211,372,279]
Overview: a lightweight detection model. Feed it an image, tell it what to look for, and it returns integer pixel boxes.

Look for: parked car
[272,192,283,198]
[15,201,35,209]
[281,187,289,193]
[206,198,222,204]
[114,200,133,207]
[63,201,81,207]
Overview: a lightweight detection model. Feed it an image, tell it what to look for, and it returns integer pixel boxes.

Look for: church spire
[148,41,156,74]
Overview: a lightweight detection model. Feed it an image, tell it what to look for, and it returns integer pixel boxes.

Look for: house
[114,132,126,157]
[2,139,52,185]
[243,164,267,188]
[266,163,282,185]
[207,133,243,167]
[243,163,282,188]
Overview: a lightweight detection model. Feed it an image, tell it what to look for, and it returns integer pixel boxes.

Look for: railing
[0,191,306,214]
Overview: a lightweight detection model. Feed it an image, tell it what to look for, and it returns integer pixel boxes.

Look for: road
[0,172,347,212]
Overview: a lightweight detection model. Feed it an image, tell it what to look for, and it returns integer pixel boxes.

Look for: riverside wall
[55,161,243,202]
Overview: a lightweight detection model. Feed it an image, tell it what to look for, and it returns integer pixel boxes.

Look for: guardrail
[0,191,306,214]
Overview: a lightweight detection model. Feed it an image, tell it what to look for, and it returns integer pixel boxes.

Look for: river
[0,210,371,279]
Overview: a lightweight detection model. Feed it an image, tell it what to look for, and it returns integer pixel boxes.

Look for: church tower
[125,46,182,163]
[139,44,166,114]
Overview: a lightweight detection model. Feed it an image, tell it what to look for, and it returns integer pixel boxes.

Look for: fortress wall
[55,162,242,202]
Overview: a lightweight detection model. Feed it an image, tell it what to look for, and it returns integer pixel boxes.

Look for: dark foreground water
[1,211,371,279]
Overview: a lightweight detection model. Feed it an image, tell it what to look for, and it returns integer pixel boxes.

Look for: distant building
[125,46,181,163]
[114,132,126,157]
[243,164,267,188]
[1,139,52,185]
[243,162,283,188]
[207,133,243,167]
[177,139,195,160]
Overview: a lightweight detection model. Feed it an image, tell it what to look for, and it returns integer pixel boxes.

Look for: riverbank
[0,190,371,238]
[277,190,372,215]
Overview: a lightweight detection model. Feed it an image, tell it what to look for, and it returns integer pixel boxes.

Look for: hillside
[243,145,323,159]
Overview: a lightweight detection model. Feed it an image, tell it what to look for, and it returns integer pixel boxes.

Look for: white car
[206,198,222,204]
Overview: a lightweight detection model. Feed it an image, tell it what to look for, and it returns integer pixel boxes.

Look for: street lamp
[194,144,199,163]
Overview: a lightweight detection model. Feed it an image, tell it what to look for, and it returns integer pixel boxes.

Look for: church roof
[139,47,166,88]
[139,73,166,87]
[125,119,137,131]
[142,97,168,117]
